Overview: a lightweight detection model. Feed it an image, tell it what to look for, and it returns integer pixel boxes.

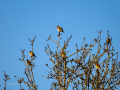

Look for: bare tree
[2,30,119,90]
[15,36,38,90]
[2,71,10,90]
[44,31,119,90]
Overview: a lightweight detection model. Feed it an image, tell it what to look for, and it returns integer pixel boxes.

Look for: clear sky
[0,0,120,90]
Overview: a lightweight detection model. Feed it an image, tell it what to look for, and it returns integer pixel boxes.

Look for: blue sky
[0,0,120,90]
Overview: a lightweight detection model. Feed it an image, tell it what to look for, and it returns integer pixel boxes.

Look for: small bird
[106,38,111,44]
[61,49,66,57]
[29,51,37,58]
[57,26,64,33]
[61,51,66,58]
[26,60,32,66]
[95,62,101,70]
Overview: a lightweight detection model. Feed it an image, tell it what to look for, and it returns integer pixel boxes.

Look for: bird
[29,51,37,58]
[61,49,66,57]
[95,62,101,70]
[61,51,66,58]
[106,38,111,44]
[57,26,64,33]
[26,60,32,66]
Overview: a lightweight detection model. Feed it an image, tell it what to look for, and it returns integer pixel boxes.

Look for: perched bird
[95,62,101,70]
[61,51,66,58]
[61,49,66,60]
[29,51,37,58]
[26,60,32,66]
[57,26,64,33]
[61,49,66,58]
[106,38,111,44]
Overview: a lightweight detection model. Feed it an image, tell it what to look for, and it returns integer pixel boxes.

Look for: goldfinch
[57,26,64,33]
[95,62,101,70]
[26,60,32,66]
[29,51,37,58]
[61,51,66,57]
[61,49,66,57]
[106,38,111,44]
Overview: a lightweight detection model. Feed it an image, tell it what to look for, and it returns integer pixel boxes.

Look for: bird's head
[27,60,29,62]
